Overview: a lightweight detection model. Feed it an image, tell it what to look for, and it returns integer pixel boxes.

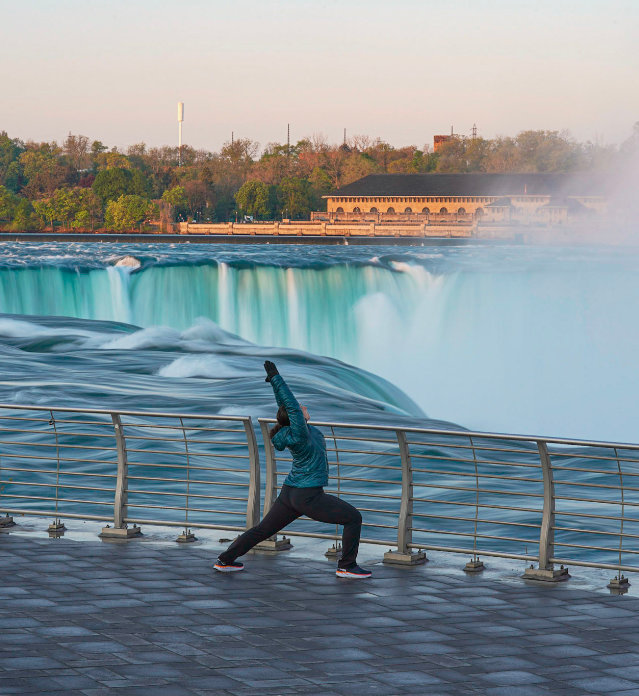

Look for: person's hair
[269,405,290,439]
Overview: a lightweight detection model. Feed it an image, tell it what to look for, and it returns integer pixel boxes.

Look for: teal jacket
[270,374,329,488]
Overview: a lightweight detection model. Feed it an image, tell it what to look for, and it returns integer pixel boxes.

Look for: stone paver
[1,532,639,695]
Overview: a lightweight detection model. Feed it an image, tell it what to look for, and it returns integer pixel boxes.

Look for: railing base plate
[464,559,485,573]
[176,531,197,543]
[607,575,630,593]
[383,550,428,566]
[0,515,15,528]
[255,536,292,552]
[523,566,570,582]
[100,525,142,539]
[325,543,342,559]
[48,521,66,533]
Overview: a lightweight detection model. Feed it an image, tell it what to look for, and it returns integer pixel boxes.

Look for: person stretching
[214,360,372,579]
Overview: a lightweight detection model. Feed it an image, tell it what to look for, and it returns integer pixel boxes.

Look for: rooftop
[2,522,639,696]
[328,173,604,198]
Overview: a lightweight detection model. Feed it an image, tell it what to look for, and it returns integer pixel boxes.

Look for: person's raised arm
[264,361,308,440]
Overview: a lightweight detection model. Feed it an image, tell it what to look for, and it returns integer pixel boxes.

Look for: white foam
[158,355,249,379]
[101,326,181,350]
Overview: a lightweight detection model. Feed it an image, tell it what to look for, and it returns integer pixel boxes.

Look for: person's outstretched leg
[216,493,299,569]
[290,488,365,571]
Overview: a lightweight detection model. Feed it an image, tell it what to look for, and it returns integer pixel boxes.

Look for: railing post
[255,420,291,551]
[100,414,141,539]
[523,441,568,581]
[244,418,261,530]
[383,430,427,566]
[176,417,196,543]
[0,454,15,528]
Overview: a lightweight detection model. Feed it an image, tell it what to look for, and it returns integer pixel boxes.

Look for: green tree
[162,185,187,207]
[278,177,313,220]
[235,180,270,219]
[92,167,133,204]
[0,185,18,222]
[33,197,57,229]
[0,132,24,192]
[105,194,152,231]
[11,198,40,231]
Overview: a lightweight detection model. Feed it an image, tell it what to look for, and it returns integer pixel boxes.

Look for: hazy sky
[1,0,638,152]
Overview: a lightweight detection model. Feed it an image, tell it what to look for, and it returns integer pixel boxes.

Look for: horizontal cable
[0,479,114,494]
[0,452,115,465]
[412,482,543,497]
[553,541,639,555]
[411,511,541,529]
[0,440,117,451]
[1,508,112,522]
[553,525,639,539]
[410,527,535,544]
[126,503,245,515]
[127,476,249,488]
[126,488,247,500]
[1,493,111,506]
[555,495,639,507]
[411,466,542,484]
[411,497,541,514]
[0,466,115,479]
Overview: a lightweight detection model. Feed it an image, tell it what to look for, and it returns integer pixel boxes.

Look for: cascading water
[0,241,638,441]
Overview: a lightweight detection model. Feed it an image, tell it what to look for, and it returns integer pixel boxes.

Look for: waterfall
[1,250,638,441]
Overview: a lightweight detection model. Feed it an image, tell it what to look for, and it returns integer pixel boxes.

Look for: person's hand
[264,360,279,382]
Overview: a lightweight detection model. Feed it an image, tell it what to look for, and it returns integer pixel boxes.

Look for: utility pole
[472,123,478,139]
[231,131,234,146]
[343,128,347,146]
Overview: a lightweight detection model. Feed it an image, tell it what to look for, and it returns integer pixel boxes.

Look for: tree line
[0,126,636,231]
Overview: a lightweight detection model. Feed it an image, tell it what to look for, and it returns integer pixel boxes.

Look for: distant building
[433,134,453,152]
[315,173,606,225]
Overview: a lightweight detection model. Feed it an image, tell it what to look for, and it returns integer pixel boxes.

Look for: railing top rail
[0,403,250,423]
[258,418,639,452]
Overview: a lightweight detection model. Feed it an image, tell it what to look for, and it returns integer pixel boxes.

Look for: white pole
[177,102,184,166]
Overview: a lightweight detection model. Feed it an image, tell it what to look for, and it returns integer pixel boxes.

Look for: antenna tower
[472,123,478,139]
[177,102,184,166]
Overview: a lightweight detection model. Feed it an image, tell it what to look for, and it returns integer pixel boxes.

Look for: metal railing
[0,404,260,540]
[259,419,639,583]
[2,404,639,586]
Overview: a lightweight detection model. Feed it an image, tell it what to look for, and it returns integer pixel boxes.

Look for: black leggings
[219,484,362,568]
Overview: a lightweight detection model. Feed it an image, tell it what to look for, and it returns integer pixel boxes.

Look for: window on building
[353,207,361,214]
[387,207,395,214]
[475,207,484,217]
[370,207,378,213]
[404,207,412,214]
[440,207,448,214]
[336,207,344,213]
[422,207,430,215]
[457,207,466,215]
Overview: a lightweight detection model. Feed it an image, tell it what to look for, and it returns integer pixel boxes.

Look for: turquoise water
[0,241,638,567]
[0,242,637,440]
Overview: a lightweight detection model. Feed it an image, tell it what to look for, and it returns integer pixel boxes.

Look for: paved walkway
[2,530,639,696]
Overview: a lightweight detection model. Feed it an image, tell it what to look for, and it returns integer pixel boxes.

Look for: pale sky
[1,0,638,152]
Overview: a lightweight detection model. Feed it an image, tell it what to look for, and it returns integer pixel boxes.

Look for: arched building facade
[314,173,606,224]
